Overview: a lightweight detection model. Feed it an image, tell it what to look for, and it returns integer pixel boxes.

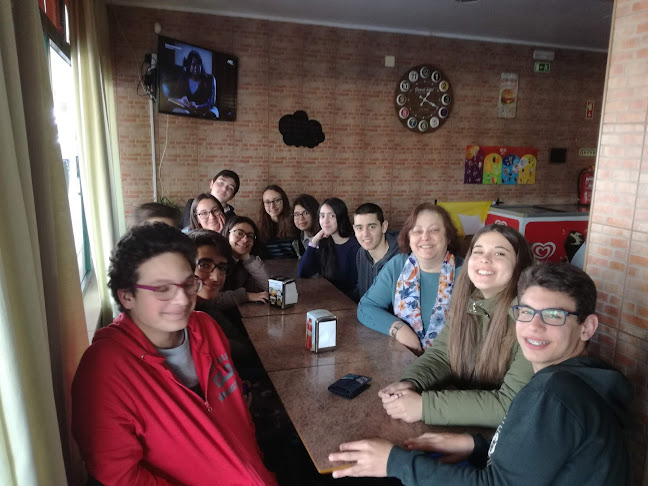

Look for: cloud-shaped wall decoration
[278,111,325,148]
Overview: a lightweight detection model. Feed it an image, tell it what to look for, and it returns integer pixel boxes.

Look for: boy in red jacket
[72,223,276,485]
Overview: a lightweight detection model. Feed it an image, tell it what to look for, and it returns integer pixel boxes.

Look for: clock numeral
[442,94,451,106]
[396,94,407,106]
[418,120,429,132]
[431,71,441,82]
[408,70,419,82]
[438,107,449,119]
[400,80,410,92]
[420,67,431,78]
[399,107,410,119]
[430,117,440,128]
[407,117,418,129]
[439,81,449,92]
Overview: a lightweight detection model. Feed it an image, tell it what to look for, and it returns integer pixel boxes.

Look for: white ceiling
[113,0,614,52]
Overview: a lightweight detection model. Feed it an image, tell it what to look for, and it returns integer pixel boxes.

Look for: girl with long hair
[379,224,535,427]
[298,198,360,299]
[258,185,299,259]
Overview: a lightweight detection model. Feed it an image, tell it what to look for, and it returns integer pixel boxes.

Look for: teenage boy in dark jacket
[329,263,632,486]
[353,203,400,298]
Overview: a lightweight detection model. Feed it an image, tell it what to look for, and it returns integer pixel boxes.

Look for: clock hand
[419,91,431,107]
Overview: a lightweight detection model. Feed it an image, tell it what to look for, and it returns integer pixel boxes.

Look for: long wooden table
[239,260,453,473]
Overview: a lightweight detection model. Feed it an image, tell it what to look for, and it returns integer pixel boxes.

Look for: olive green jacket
[400,292,533,427]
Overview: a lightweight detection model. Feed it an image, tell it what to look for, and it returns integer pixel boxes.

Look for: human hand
[382,389,422,423]
[403,432,474,463]
[216,212,225,232]
[311,228,330,246]
[247,291,268,303]
[328,439,393,479]
[241,380,253,408]
[394,324,423,356]
[378,381,416,400]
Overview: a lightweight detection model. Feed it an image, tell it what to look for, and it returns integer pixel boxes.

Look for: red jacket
[72,311,276,485]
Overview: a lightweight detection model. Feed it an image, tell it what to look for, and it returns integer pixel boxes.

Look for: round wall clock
[395,64,453,133]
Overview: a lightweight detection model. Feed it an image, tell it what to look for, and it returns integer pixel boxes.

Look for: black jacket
[388,356,633,485]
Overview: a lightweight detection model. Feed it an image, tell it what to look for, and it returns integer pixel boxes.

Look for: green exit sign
[579,148,597,157]
[534,61,551,73]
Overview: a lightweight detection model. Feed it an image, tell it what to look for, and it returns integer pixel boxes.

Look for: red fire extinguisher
[578,166,594,206]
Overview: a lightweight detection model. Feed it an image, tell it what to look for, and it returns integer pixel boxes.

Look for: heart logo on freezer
[532,242,556,261]
[494,220,507,226]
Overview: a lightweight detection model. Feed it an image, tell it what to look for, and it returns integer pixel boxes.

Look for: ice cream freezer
[484,204,589,263]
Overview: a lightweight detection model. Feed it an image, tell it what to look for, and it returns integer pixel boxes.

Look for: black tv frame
[157,35,238,122]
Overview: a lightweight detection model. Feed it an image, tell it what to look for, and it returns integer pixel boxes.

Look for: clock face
[395,64,453,133]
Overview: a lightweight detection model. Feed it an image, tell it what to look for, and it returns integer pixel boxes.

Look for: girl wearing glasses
[291,194,320,252]
[379,224,535,428]
[189,193,225,233]
[298,198,361,300]
[258,185,299,259]
[212,216,269,309]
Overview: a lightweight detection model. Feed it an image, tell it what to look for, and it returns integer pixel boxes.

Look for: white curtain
[70,0,126,326]
[0,0,89,484]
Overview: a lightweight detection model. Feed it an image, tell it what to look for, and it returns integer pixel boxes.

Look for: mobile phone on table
[328,374,371,399]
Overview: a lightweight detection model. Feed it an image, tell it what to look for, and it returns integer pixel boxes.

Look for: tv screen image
[157,35,238,121]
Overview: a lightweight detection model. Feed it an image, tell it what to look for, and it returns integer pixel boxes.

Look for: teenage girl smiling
[298,198,360,300]
[379,224,536,427]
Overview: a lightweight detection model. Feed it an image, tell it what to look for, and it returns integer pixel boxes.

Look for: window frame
[40,1,93,289]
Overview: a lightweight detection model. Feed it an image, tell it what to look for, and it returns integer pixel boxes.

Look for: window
[41,1,92,286]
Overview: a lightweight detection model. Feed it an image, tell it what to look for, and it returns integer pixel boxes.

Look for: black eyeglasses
[511,305,581,327]
[135,277,202,301]
[196,258,228,275]
[229,228,256,241]
[263,197,282,207]
[293,210,310,219]
[196,207,222,220]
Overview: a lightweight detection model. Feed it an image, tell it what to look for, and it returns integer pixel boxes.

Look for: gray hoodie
[355,230,400,299]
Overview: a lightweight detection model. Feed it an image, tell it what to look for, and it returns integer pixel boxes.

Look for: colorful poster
[464,145,537,185]
[498,73,519,119]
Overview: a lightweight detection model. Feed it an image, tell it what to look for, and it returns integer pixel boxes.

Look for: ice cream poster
[464,145,537,185]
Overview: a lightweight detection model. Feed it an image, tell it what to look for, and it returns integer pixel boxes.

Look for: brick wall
[586,0,648,484]
[107,5,605,227]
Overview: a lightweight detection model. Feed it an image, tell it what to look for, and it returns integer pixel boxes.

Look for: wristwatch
[390,321,406,338]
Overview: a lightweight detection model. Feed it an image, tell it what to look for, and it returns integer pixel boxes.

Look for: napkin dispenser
[306,309,337,353]
[268,276,298,309]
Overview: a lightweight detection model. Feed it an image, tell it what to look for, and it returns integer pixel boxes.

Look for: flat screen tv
[157,35,238,121]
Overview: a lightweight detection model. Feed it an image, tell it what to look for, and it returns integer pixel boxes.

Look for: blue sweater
[298,237,361,300]
[357,253,462,335]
